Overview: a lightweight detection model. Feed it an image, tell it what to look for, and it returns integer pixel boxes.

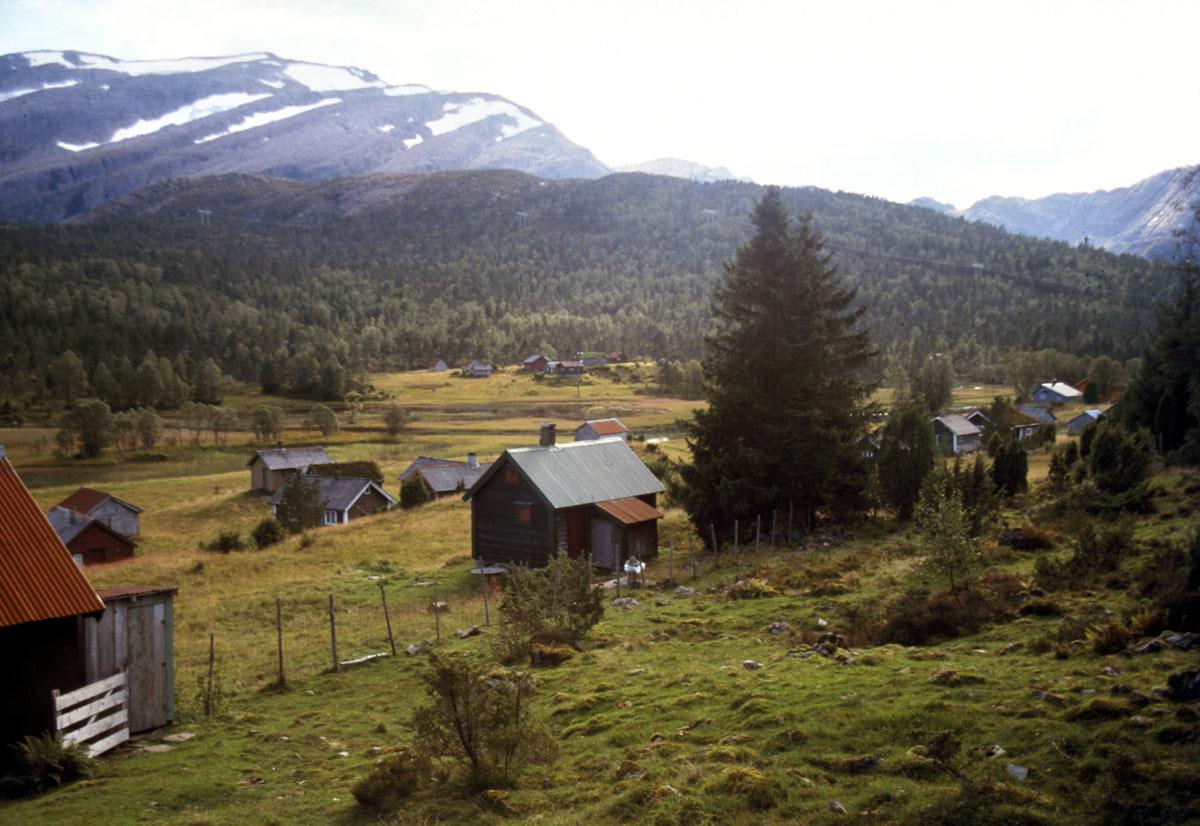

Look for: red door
[566,508,588,558]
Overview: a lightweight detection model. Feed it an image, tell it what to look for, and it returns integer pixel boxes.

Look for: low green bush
[351,748,428,810]
[251,518,284,549]
[0,734,94,799]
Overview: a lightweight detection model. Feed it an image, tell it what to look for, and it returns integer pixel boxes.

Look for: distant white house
[1066,408,1105,435]
[1032,382,1083,404]
[429,358,448,373]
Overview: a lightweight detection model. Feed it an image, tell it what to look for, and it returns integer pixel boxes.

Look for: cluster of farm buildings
[429,351,629,378]
[864,381,1110,457]
[0,371,1111,765]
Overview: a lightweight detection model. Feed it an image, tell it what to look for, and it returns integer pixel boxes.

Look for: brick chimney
[540,422,556,447]
[467,452,478,468]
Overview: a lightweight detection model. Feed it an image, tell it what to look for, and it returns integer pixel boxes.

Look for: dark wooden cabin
[0,446,106,766]
[463,424,664,571]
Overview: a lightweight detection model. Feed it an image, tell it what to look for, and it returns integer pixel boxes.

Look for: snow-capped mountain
[960,166,1200,261]
[0,50,609,222]
[618,157,741,183]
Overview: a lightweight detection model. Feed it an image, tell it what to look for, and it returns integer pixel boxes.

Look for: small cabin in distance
[429,358,448,372]
[55,487,141,537]
[1032,382,1083,404]
[248,446,333,493]
[269,475,395,526]
[932,414,981,454]
[47,506,136,566]
[463,424,664,571]
[575,418,629,442]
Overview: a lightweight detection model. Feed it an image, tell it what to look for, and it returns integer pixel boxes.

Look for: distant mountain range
[911,166,1200,261]
[0,49,610,222]
[617,157,741,183]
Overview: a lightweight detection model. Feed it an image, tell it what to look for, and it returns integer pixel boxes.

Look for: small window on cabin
[515,502,533,526]
[503,466,518,486]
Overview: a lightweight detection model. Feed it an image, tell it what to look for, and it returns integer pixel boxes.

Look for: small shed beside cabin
[84,586,177,733]
[1067,408,1105,435]
[522,354,549,372]
[429,358,448,372]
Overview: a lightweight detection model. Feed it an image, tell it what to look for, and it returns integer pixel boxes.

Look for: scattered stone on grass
[138,744,173,754]
[1000,642,1024,655]
[162,732,195,743]
[456,626,483,639]
[612,597,640,609]
[1136,639,1163,654]
[1166,670,1200,703]
[827,800,848,814]
[655,598,671,607]
[743,660,763,671]
[980,744,1006,758]
[1006,764,1029,781]
[930,669,985,687]
[673,586,695,597]
[1129,715,1154,728]
[405,641,431,656]
[1034,690,1068,706]
[768,621,792,635]
[817,618,829,629]
[615,759,643,780]
[628,668,646,675]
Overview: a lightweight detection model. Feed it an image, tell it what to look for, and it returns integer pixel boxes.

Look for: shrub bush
[496,554,603,665]
[998,525,1056,550]
[1090,619,1130,654]
[879,588,994,645]
[204,530,244,553]
[251,518,284,549]
[351,748,429,810]
[400,476,428,509]
[412,654,556,790]
[0,734,94,799]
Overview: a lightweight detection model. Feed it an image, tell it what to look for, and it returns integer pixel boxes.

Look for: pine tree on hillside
[680,187,875,542]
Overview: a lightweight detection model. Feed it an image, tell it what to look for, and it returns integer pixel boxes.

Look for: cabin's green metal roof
[464,437,663,509]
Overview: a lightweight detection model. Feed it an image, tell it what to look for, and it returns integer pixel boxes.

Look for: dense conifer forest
[0,170,1177,409]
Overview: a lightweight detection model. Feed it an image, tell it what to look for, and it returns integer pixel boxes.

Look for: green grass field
[1,372,1194,825]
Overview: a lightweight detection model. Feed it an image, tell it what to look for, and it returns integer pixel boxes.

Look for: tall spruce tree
[680,187,874,543]
[877,400,936,518]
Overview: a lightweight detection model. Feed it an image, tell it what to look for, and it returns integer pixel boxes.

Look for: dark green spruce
[680,188,875,540]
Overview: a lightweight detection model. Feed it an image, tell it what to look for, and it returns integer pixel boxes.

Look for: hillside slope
[0,170,1178,403]
[0,50,609,222]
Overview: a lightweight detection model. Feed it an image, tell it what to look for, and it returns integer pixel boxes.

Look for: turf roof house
[463,424,664,571]
[269,475,395,526]
[56,486,141,537]
[399,454,492,500]
[248,446,333,493]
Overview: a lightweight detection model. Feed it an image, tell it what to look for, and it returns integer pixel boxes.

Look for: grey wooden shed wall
[84,588,175,733]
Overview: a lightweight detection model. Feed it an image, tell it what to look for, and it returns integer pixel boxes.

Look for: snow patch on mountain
[76,52,272,76]
[193,97,342,144]
[403,133,423,148]
[23,51,74,68]
[283,62,384,92]
[0,79,79,104]
[260,79,285,89]
[106,92,271,144]
[425,98,542,139]
[378,124,395,133]
[56,140,100,153]
[383,84,431,96]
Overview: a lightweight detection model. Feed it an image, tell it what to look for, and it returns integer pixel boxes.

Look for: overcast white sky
[3,0,1198,206]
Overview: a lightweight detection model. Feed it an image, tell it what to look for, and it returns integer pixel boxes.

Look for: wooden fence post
[206,633,215,715]
[275,598,285,687]
[479,568,491,627]
[433,596,442,643]
[667,541,674,585]
[328,594,339,672]
[379,583,396,656]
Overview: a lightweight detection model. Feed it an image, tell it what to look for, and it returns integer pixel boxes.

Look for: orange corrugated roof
[595,497,663,525]
[586,418,628,436]
[0,452,105,627]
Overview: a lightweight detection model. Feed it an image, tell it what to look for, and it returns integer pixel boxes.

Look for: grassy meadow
[1,369,1193,825]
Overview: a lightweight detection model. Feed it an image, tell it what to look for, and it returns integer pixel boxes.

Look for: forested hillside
[0,170,1177,408]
